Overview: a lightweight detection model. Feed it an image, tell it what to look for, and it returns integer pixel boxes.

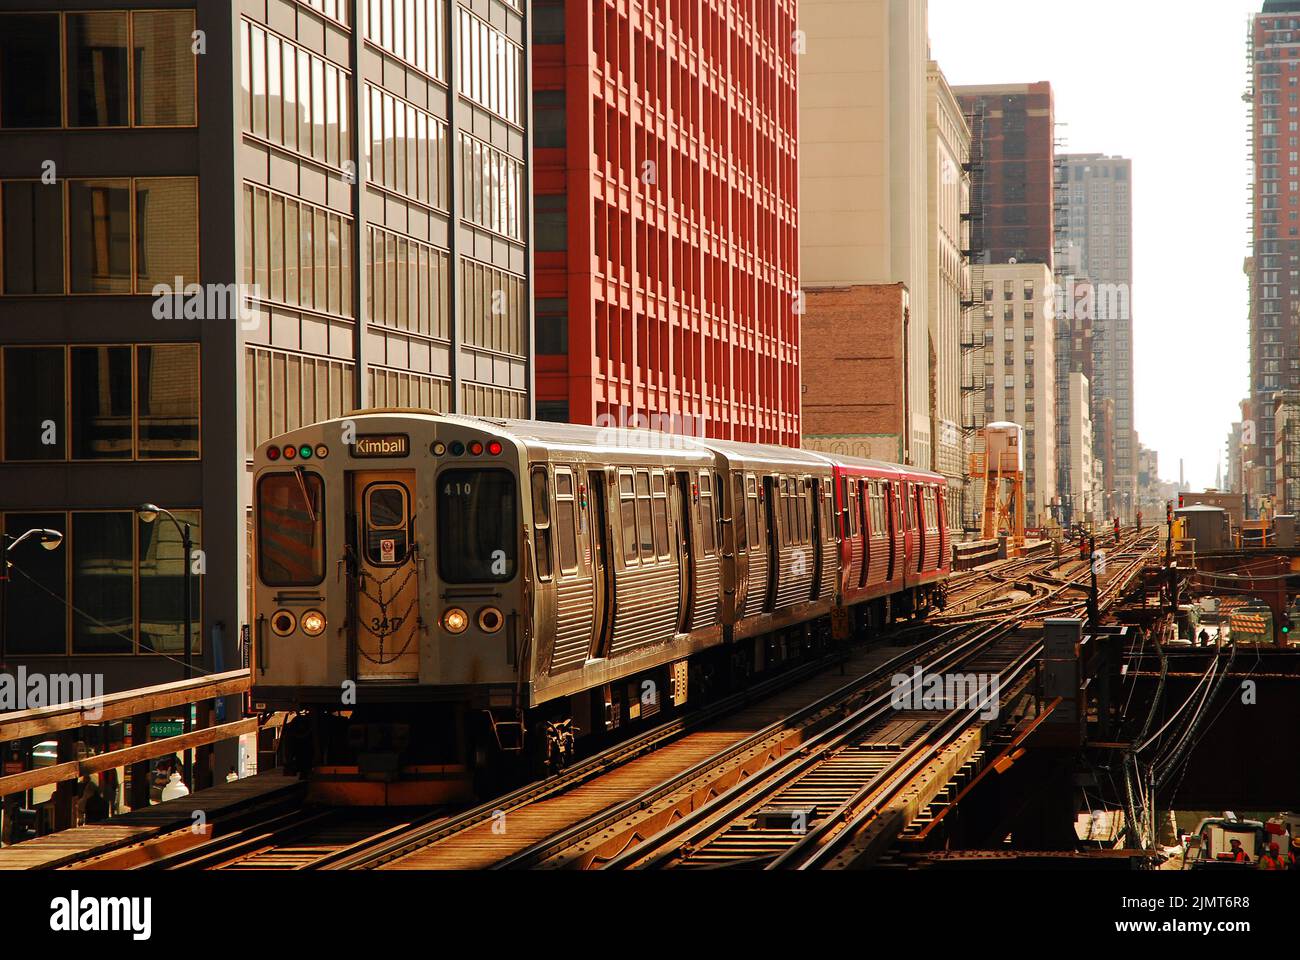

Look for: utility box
[1275,514,1296,548]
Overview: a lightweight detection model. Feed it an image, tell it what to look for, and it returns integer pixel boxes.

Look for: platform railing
[0,669,252,836]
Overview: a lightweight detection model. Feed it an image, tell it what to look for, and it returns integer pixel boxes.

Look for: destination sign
[352,434,410,458]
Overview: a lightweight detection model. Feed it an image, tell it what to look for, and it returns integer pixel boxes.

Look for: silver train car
[250,411,949,802]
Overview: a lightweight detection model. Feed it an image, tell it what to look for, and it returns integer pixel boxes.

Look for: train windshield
[257,471,326,586]
[437,468,517,583]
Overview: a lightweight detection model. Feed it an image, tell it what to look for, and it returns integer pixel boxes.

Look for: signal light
[283,444,297,460]
[450,441,465,456]
[469,441,484,456]
[299,444,313,459]
[267,445,281,461]
[301,609,327,636]
[315,444,329,459]
[431,441,447,456]
[487,440,502,456]
[442,607,469,634]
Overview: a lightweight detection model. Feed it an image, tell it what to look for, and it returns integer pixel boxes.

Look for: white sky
[929,0,1258,491]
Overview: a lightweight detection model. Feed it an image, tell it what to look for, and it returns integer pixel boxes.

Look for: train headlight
[301,609,327,636]
[270,610,297,637]
[477,606,504,634]
[442,607,469,634]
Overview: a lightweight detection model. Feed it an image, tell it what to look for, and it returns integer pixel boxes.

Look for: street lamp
[1,529,64,657]
[136,504,194,789]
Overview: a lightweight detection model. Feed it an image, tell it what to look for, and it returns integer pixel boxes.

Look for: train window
[824,483,835,541]
[437,468,517,583]
[732,474,747,552]
[364,483,410,565]
[699,472,716,555]
[530,467,553,581]
[797,479,808,544]
[635,470,654,558]
[652,473,669,558]
[619,470,638,563]
[554,468,578,574]
[256,471,326,586]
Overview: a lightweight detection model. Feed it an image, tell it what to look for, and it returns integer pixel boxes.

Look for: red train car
[827,456,950,629]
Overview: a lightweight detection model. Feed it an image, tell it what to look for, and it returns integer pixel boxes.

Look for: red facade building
[531,0,801,444]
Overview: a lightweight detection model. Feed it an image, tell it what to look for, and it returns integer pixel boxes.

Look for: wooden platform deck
[0,771,301,870]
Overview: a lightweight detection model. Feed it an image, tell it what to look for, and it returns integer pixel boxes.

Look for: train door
[350,471,420,681]
[588,470,616,659]
[731,472,749,614]
[915,484,926,574]
[810,478,824,600]
[674,471,695,633]
[885,481,897,583]
[857,479,870,589]
[763,476,779,611]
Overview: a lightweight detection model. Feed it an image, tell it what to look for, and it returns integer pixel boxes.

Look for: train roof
[275,410,941,480]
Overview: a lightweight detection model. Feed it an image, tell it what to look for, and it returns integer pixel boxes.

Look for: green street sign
[149,721,184,738]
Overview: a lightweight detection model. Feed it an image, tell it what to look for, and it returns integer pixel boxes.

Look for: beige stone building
[926,60,971,533]
[1066,372,1096,525]
[981,262,1057,524]
[800,0,932,468]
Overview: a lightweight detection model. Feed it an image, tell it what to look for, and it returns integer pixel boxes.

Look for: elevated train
[251,412,951,802]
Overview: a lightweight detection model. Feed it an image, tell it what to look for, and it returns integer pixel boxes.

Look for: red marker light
[469,441,484,456]
[267,445,281,461]
[487,440,502,456]
[283,444,297,460]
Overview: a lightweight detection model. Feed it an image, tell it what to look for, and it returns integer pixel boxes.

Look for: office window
[367,224,449,338]
[138,509,202,654]
[2,182,63,294]
[0,14,61,128]
[137,344,200,459]
[534,89,566,148]
[132,11,196,126]
[135,178,199,289]
[366,85,447,208]
[459,132,523,240]
[461,259,525,356]
[1,512,67,655]
[245,346,355,456]
[536,298,569,355]
[535,194,568,251]
[3,347,66,460]
[68,179,132,293]
[366,0,444,79]
[66,12,129,127]
[70,346,133,460]
[245,184,352,317]
[457,10,520,125]
[72,511,135,653]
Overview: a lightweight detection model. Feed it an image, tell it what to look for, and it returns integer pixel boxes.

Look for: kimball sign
[351,434,410,458]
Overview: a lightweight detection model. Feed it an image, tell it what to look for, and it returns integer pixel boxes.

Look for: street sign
[149,720,183,738]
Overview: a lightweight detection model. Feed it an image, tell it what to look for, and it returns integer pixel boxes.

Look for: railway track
[57,532,1161,871]
[494,530,1162,870]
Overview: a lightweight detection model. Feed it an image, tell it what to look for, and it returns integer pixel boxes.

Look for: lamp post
[1,528,64,658]
[136,504,193,789]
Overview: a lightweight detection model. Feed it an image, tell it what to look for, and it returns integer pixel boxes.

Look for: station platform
[0,771,301,869]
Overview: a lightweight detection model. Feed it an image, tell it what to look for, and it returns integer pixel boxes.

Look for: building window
[365,0,445,80]
[69,179,132,293]
[533,89,566,148]
[2,344,200,462]
[245,346,355,457]
[535,194,568,251]
[136,178,199,290]
[66,12,129,128]
[0,14,61,128]
[3,347,66,460]
[366,224,449,339]
[457,9,521,126]
[1,181,63,294]
[536,297,569,355]
[366,85,447,209]
[458,131,523,240]
[460,258,526,357]
[0,509,203,657]
[244,183,351,318]
[133,11,198,126]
